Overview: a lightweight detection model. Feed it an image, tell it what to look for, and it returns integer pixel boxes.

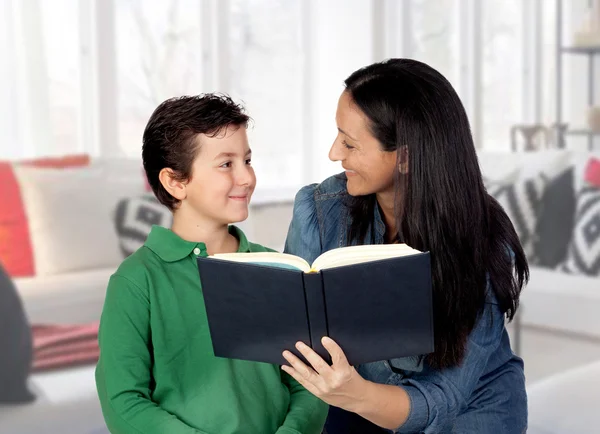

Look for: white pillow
[477,150,573,181]
[14,165,146,276]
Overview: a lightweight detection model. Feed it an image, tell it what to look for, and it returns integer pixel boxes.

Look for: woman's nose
[328,140,343,162]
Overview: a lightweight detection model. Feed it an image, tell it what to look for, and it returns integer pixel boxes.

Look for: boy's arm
[95,274,206,434]
[276,370,329,434]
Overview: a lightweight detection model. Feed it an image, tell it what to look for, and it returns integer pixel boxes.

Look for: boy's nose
[237,166,254,186]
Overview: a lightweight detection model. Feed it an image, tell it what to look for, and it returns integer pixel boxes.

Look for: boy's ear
[159,168,187,201]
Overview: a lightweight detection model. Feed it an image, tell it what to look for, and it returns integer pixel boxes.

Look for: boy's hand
[281,337,367,412]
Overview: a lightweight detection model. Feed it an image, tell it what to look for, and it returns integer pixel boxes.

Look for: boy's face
[184,126,255,225]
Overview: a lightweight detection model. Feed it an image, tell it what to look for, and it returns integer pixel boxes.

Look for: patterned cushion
[561,186,600,276]
[486,175,546,260]
[114,195,173,257]
[534,168,576,268]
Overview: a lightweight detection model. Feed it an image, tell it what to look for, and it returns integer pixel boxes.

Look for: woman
[281,58,528,433]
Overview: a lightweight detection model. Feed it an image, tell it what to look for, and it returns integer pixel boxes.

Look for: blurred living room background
[1,0,599,433]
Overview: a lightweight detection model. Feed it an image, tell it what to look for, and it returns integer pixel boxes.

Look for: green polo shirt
[95,225,328,434]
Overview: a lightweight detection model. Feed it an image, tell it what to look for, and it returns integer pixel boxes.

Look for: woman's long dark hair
[344,58,528,369]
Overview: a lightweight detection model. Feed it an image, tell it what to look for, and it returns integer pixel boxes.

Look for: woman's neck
[376,191,398,243]
[170,209,239,255]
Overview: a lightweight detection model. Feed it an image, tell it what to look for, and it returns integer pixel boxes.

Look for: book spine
[302,272,331,364]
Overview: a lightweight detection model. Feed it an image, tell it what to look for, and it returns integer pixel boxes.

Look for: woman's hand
[281,336,368,412]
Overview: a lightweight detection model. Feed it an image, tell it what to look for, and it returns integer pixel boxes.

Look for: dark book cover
[197,252,433,366]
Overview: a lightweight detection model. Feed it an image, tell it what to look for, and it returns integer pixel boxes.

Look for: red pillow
[0,163,35,277]
[20,154,90,168]
[584,157,600,187]
[0,155,90,277]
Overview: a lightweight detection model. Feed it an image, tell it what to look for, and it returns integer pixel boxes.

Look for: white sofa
[10,151,600,342]
[477,150,600,433]
[476,150,600,341]
[2,151,599,433]
[527,359,600,434]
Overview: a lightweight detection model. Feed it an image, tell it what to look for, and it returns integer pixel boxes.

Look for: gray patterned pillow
[114,195,173,257]
[561,186,600,276]
[485,175,546,260]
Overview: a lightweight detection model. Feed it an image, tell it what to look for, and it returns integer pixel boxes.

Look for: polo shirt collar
[144,225,249,262]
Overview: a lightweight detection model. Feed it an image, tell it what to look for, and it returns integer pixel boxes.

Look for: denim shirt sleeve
[283,184,323,265]
[394,298,506,433]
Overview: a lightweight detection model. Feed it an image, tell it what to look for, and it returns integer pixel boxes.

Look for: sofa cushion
[534,167,576,268]
[477,150,571,181]
[13,165,145,276]
[0,156,91,277]
[14,268,113,324]
[0,163,35,277]
[520,265,600,338]
[486,173,546,258]
[561,185,600,277]
[479,151,573,262]
[114,195,173,257]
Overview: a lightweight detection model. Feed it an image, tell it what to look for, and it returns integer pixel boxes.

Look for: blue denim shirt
[284,173,527,434]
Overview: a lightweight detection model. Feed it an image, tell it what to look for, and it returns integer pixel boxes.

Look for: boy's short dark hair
[142,94,250,210]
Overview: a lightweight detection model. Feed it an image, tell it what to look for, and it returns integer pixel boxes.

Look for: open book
[211,243,423,273]
[197,244,433,366]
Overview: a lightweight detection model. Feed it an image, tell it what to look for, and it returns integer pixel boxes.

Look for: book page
[210,252,311,272]
[311,244,422,271]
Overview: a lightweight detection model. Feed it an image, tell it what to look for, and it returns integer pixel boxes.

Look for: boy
[95,94,328,433]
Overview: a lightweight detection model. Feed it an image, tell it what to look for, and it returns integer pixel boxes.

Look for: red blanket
[31,322,99,372]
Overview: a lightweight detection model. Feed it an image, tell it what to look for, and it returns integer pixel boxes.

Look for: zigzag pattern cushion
[561,186,600,276]
[114,195,173,257]
[485,175,546,259]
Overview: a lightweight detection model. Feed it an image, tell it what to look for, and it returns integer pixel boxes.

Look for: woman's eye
[342,140,354,149]
[220,162,232,168]
[245,159,252,165]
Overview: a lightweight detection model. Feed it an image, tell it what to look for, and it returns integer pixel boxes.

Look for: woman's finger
[281,365,322,397]
[282,350,318,383]
[295,341,334,376]
[321,336,350,367]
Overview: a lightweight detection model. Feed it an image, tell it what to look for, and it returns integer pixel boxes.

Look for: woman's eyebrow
[337,127,358,142]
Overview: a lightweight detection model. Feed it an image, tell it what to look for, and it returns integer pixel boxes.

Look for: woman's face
[329,91,397,197]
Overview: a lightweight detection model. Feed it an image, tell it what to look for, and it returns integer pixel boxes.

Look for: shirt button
[193,247,201,255]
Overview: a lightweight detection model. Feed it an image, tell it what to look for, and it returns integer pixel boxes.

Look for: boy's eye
[342,140,354,150]
[245,159,252,165]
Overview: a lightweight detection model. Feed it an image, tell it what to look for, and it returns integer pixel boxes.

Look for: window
[411,0,461,91]
[115,0,205,157]
[482,0,524,151]
[229,0,305,187]
[41,0,82,156]
[2,1,582,174]
[384,0,554,152]
[0,0,82,160]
